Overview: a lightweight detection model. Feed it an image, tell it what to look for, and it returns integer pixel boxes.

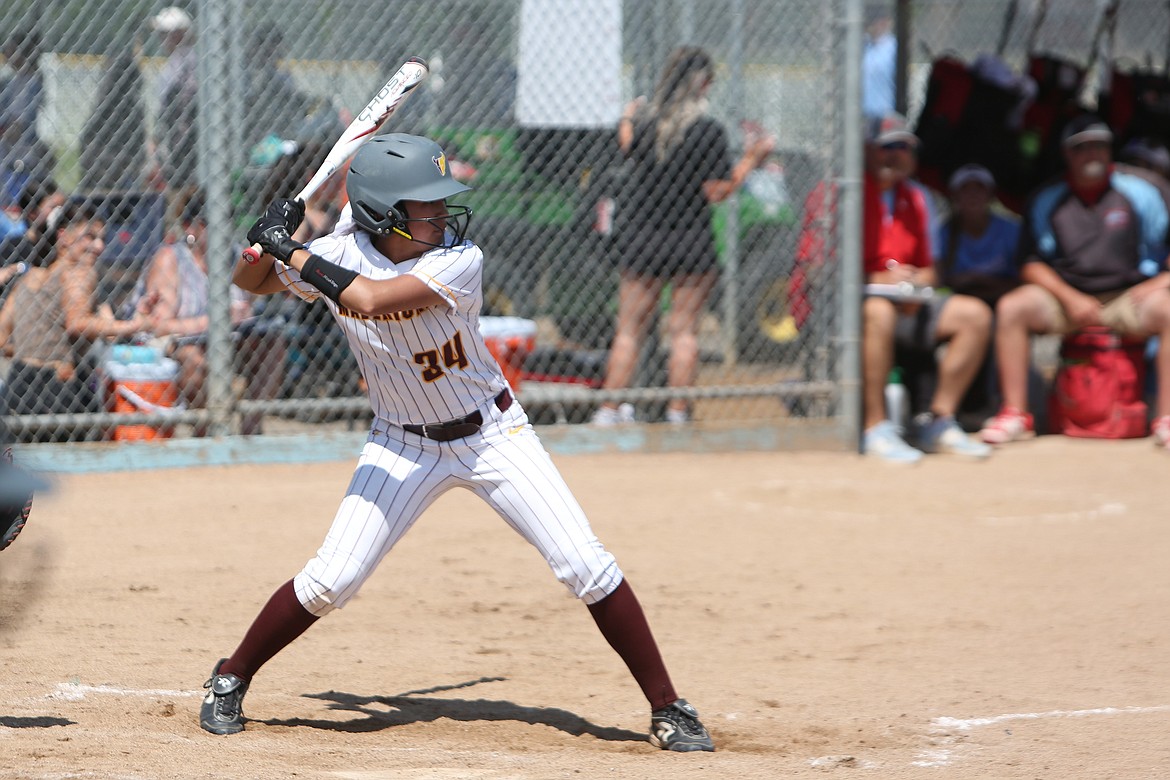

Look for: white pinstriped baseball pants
[293,396,623,616]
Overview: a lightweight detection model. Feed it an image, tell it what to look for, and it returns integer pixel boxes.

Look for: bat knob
[242,245,262,265]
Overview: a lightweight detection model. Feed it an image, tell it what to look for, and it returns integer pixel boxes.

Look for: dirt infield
[1,436,1168,779]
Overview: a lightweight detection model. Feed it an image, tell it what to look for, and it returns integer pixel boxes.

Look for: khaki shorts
[1036,288,1146,336]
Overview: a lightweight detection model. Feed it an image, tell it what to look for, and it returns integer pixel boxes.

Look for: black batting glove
[247,216,305,264]
[264,198,306,234]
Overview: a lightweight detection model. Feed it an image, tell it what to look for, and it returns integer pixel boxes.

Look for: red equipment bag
[1048,327,1149,439]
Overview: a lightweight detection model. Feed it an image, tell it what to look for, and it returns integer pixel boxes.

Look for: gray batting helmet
[346,134,472,237]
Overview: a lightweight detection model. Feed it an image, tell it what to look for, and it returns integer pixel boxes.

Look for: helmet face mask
[347,134,473,247]
[388,202,473,249]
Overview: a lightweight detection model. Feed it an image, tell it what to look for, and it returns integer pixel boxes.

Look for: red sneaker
[980,407,1035,445]
[1153,415,1170,451]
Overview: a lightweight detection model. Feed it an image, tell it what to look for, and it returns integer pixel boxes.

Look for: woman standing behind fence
[592,46,774,425]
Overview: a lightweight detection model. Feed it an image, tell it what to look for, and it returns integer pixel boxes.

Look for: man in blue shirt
[862,5,897,121]
[935,164,1021,304]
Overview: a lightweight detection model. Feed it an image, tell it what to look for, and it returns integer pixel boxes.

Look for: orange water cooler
[479,316,538,394]
[101,348,182,441]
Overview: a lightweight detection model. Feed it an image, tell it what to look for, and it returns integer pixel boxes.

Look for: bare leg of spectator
[1138,288,1170,418]
[173,343,208,436]
[930,295,991,417]
[862,296,898,430]
[993,285,1053,412]
[979,285,1060,444]
[665,272,716,419]
[597,272,663,414]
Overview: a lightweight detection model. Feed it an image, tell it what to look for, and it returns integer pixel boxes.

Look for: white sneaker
[591,403,635,426]
[863,420,923,464]
[665,408,689,425]
[918,415,992,459]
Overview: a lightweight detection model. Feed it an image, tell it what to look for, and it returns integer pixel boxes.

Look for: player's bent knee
[293,573,339,616]
[294,556,370,616]
[554,555,623,605]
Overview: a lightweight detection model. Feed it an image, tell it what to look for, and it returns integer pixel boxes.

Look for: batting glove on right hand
[247,216,305,264]
[264,198,306,233]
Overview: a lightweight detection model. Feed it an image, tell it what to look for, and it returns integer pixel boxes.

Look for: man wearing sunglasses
[860,113,994,463]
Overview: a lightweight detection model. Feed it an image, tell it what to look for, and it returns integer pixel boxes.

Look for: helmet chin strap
[386,206,471,249]
[388,222,457,250]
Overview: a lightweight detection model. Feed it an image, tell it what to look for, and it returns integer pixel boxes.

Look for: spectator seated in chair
[980,115,1170,451]
[858,114,993,463]
[124,193,252,435]
[0,200,156,441]
[933,163,1022,429]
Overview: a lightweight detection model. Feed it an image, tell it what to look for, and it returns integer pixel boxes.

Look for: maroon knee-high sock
[587,579,677,710]
[219,579,319,681]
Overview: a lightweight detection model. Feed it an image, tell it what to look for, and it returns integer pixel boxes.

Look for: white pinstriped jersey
[280,228,623,619]
[274,231,509,426]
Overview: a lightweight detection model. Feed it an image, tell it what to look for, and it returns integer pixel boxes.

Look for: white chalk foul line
[936,704,1170,731]
[914,704,1170,767]
[50,682,202,701]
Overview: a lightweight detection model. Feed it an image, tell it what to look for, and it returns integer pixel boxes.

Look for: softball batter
[201,134,714,752]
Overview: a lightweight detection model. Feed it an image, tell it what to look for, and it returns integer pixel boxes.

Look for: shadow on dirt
[0,716,74,728]
[260,675,645,742]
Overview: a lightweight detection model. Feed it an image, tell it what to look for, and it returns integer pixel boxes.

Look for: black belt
[402,389,513,442]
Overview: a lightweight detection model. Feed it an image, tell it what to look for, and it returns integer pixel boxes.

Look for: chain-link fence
[0,0,850,446]
[1,1,1159,449]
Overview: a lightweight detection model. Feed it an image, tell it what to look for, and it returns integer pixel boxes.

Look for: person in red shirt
[791,115,994,461]
[859,115,994,462]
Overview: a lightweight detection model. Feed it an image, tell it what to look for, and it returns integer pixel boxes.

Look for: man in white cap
[981,115,1170,450]
[149,6,198,230]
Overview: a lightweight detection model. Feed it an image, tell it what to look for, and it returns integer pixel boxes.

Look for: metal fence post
[838,0,865,451]
[197,0,235,436]
[720,0,745,368]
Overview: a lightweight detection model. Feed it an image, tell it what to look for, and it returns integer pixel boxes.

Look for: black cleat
[200,659,249,735]
[649,698,715,752]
